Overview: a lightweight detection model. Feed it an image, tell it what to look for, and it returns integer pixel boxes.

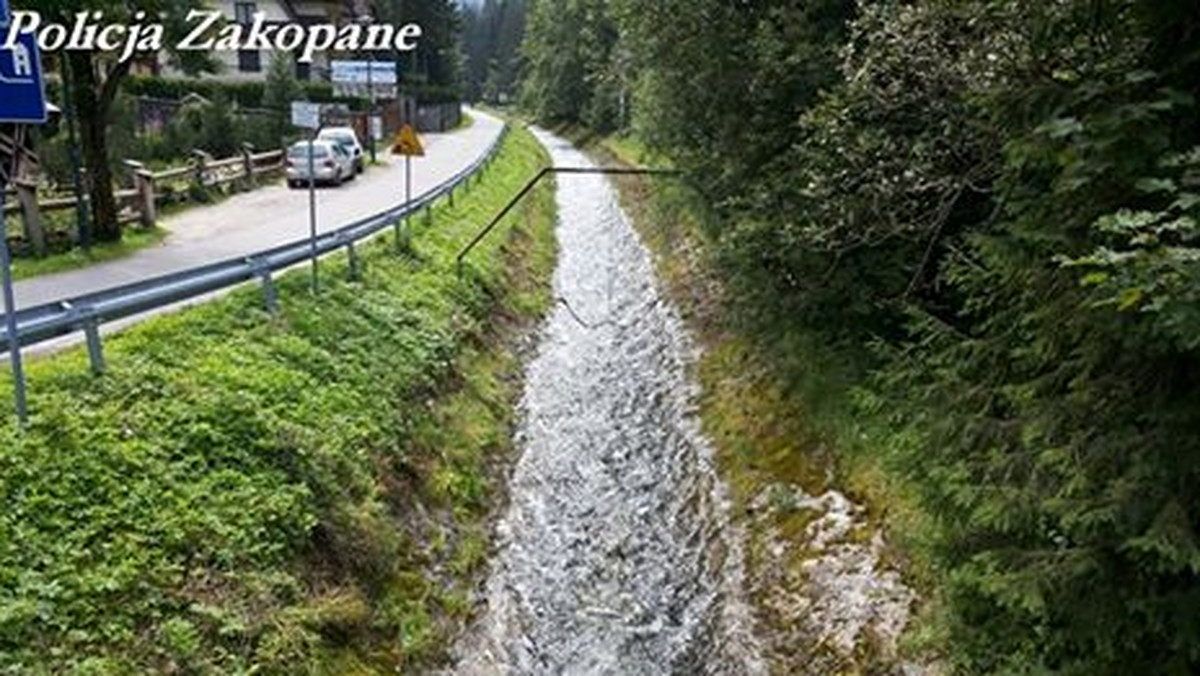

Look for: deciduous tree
[34,0,215,242]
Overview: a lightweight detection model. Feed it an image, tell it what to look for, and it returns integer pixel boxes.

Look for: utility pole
[59,56,90,250]
[358,12,377,164]
[308,127,319,294]
[367,56,376,163]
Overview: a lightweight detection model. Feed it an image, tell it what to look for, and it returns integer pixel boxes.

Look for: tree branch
[99,57,134,109]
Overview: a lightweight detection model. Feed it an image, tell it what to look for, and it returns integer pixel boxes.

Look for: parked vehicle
[286,141,355,188]
[318,127,366,174]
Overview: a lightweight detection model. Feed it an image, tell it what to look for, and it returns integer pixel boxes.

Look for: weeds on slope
[0,126,556,673]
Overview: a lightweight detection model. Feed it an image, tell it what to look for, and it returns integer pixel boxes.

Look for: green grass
[0,125,557,674]
[6,226,167,281]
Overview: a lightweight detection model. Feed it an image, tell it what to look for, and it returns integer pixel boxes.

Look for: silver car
[286,140,355,188]
[318,126,366,174]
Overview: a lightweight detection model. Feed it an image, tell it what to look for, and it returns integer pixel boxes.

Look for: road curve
[13,109,503,311]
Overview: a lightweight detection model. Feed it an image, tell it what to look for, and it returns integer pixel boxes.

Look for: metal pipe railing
[455,166,678,275]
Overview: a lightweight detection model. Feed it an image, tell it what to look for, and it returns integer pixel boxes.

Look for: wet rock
[746,483,926,674]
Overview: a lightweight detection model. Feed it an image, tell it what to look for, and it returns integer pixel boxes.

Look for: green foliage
[510,0,1200,671]
[520,0,623,131]
[262,52,303,146]
[1062,147,1200,350]
[462,0,528,103]
[0,126,556,672]
[123,76,358,111]
[377,0,464,88]
[841,2,1200,672]
[124,74,459,110]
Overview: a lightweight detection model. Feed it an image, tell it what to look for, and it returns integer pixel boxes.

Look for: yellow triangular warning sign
[391,124,425,157]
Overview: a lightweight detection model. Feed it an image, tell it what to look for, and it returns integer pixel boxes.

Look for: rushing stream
[449,130,766,675]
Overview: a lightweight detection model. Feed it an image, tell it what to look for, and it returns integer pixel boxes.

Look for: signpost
[290,101,321,131]
[330,61,397,87]
[0,32,47,124]
[391,125,425,250]
[291,102,322,293]
[332,60,395,165]
[0,28,47,424]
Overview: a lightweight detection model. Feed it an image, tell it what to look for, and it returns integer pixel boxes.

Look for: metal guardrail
[0,125,509,376]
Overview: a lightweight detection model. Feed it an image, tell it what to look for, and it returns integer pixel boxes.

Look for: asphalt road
[13,109,503,311]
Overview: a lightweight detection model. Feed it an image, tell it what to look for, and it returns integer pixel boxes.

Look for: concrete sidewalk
[13,109,503,311]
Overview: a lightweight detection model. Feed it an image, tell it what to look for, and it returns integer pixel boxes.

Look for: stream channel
[448,129,915,675]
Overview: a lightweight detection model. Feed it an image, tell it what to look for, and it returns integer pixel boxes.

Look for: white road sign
[331,60,397,85]
[290,101,321,130]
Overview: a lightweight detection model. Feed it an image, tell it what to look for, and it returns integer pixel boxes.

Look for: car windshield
[328,133,356,146]
[289,144,330,159]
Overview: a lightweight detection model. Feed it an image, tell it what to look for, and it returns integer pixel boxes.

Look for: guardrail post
[346,240,361,280]
[83,317,105,375]
[248,258,278,315]
[125,161,157,228]
[62,301,105,375]
[448,184,455,208]
[425,205,433,226]
[242,143,256,188]
[396,215,412,255]
[14,178,46,257]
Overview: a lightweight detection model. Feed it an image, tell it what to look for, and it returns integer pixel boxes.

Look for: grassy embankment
[591,133,937,668]
[0,125,556,673]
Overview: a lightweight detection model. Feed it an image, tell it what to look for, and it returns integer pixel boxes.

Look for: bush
[123,76,370,112]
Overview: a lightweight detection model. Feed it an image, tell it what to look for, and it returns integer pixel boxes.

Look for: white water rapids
[446,129,921,675]
[448,130,766,675]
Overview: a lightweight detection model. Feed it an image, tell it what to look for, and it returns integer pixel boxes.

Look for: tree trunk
[67,52,122,243]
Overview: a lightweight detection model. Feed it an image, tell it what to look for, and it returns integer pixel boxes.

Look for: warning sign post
[391,125,424,250]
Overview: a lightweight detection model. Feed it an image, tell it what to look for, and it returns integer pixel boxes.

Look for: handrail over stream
[455,166,679,275]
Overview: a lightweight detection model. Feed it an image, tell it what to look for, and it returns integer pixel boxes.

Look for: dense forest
[461,0,528,104]
[515,0,1200,673]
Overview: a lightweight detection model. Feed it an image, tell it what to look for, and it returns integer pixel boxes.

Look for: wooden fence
[2,144,286,256]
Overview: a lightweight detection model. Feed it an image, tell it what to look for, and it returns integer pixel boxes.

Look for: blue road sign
[0,31,46,123]
[0,0,9,26]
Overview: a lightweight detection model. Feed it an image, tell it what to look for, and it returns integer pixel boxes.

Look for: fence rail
[0,125,509,381]
[3,145,289,253]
